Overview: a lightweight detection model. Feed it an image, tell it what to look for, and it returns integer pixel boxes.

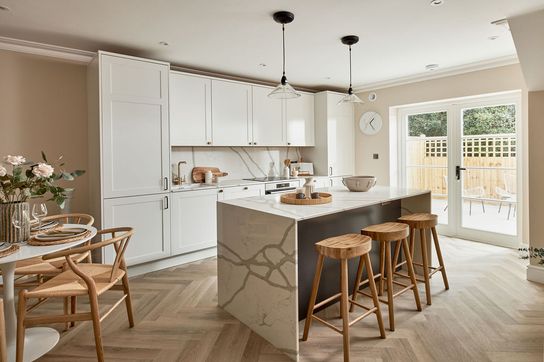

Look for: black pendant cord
[281,24,287,85]
[348,45,353,95]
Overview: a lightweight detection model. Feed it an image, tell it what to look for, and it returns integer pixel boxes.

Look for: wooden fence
[406,134,516,199]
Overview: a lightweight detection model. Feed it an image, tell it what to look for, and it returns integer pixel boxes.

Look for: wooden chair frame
[16,227,134,362]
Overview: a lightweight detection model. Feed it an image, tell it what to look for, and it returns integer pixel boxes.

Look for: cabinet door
[211,80,251,146]
[103,194,170,266]
[100,54,170,198]
[285,92,315,146]
[252,86,284,146]
[219,185,264,200]
[313,177,330,189]
[170,72,212,146]
[171,189,218,255]
[326,94,354,176]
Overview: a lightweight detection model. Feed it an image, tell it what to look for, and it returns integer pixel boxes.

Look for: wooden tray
[280,192,332,205]
[191,167,228,183]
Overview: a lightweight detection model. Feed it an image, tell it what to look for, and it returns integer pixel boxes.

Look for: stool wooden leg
[302,254,325,341]
[409,228,415,258]
[403,238,422,311]
[385,241,395,331]
[392,239,402,271]
[365,254,385,339]
[419,228,432,305]
[350,256,364,313]
[431,227,449,290]
[379,242,385,296]
[340,259,350,362]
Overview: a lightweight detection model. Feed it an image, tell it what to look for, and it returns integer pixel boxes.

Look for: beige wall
[355,64,529,243]
[0,50,89,213]
[528,91,544,262]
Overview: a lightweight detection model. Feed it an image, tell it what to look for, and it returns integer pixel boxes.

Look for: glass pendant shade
[339,35,364,105]
[268,12,300,99]
[269,76,301,99]
[338,90,363,104]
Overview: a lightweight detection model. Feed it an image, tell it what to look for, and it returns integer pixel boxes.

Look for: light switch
[373,153,379,160]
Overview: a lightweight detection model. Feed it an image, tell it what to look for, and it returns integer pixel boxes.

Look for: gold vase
[0,202,31,243]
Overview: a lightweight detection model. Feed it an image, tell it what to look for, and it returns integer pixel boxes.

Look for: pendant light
[268,11,301,99]
[338,35,364,104]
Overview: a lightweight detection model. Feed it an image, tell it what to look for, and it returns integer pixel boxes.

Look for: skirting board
[127,247,217,278]
[527,264,544,284]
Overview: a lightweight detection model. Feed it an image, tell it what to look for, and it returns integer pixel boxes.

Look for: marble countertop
[218,185,431,221]
[170,176,334,192]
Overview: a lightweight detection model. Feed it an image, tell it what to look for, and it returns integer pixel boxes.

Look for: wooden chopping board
[192,167,228,183]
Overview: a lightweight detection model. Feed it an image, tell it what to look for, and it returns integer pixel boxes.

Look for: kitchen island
[217,186,431,361]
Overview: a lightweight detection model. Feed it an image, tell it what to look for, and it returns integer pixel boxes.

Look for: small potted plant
[0,152,84,243]
[519,247,544,266]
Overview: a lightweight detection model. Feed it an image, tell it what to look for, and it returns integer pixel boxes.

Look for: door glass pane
[460,104,517,236]
[406,111,448,225]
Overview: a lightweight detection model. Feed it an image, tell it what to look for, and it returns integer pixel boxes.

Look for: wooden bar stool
[302,234,385,362]
[398,213,449,305]
[355,222,421,331]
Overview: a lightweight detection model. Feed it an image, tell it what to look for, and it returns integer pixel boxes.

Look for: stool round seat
[398,213,438,228]
[361,222,409,242]
[315,234,372,260]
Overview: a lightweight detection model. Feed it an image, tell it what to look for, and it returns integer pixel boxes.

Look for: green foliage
[0,152,85,208]
[408,105,516,137]
[519,247,544,265]
[408,111,447,137]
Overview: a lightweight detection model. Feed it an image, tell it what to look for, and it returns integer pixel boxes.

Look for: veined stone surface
[218,203,299,360]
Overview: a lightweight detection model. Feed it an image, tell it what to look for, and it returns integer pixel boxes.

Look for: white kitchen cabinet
[99,53,170,198]
[218,184,264,200]
[171,189,218,255]
[212,80,251,146]
[103,194,171,266]
[301,91,355,177]
[170,72,212,146]
[285,92,315,146]
[252,86,284,146]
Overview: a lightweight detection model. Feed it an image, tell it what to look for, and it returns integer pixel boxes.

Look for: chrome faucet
[173,161,187,185]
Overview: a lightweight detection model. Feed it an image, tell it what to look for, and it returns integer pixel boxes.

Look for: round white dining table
[0,224,97,362]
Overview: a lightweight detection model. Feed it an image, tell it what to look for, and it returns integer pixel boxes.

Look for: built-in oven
[264,180,300,195]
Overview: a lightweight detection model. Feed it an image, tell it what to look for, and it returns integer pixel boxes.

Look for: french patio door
[399,92,522,247]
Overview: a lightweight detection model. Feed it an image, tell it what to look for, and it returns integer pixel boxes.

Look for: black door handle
[455,165,466,180]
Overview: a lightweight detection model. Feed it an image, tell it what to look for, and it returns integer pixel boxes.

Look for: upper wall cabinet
[170,72,212,146]
[168,72,316,147]
[285,92,315,147]
[252,86,284,146]
[211,79,251,146]
[301,91,354,177]
[100,53,170,198]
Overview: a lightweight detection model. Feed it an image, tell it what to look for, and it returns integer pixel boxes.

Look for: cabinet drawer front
[103,194,170,266]
[221,185,264,200]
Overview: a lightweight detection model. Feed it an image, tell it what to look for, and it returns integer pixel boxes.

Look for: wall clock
[359,111,383,135]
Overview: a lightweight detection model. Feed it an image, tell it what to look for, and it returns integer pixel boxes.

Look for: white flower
[32,163,54,178]
[4,155,26,166]
[0,165,6,177]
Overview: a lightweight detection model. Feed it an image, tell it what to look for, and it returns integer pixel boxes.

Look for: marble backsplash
[171,147,303,182]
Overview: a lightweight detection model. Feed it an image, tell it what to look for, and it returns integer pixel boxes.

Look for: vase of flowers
[0,153,84,243]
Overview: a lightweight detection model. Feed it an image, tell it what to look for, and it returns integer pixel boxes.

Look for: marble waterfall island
[217,186,431,361]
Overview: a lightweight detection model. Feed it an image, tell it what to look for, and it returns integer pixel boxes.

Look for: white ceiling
[0,0,543,90]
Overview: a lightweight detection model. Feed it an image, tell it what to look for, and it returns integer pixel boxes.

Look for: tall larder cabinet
[88,51,171,266]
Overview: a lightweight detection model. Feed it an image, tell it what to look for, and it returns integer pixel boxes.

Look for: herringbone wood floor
[34,236,544,362]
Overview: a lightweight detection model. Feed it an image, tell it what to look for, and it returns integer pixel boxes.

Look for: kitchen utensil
[192,167,228,183]
[342,176,377,192]
[280,192,332,205]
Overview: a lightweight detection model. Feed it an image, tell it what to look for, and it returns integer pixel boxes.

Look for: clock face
[359,111,383,135]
